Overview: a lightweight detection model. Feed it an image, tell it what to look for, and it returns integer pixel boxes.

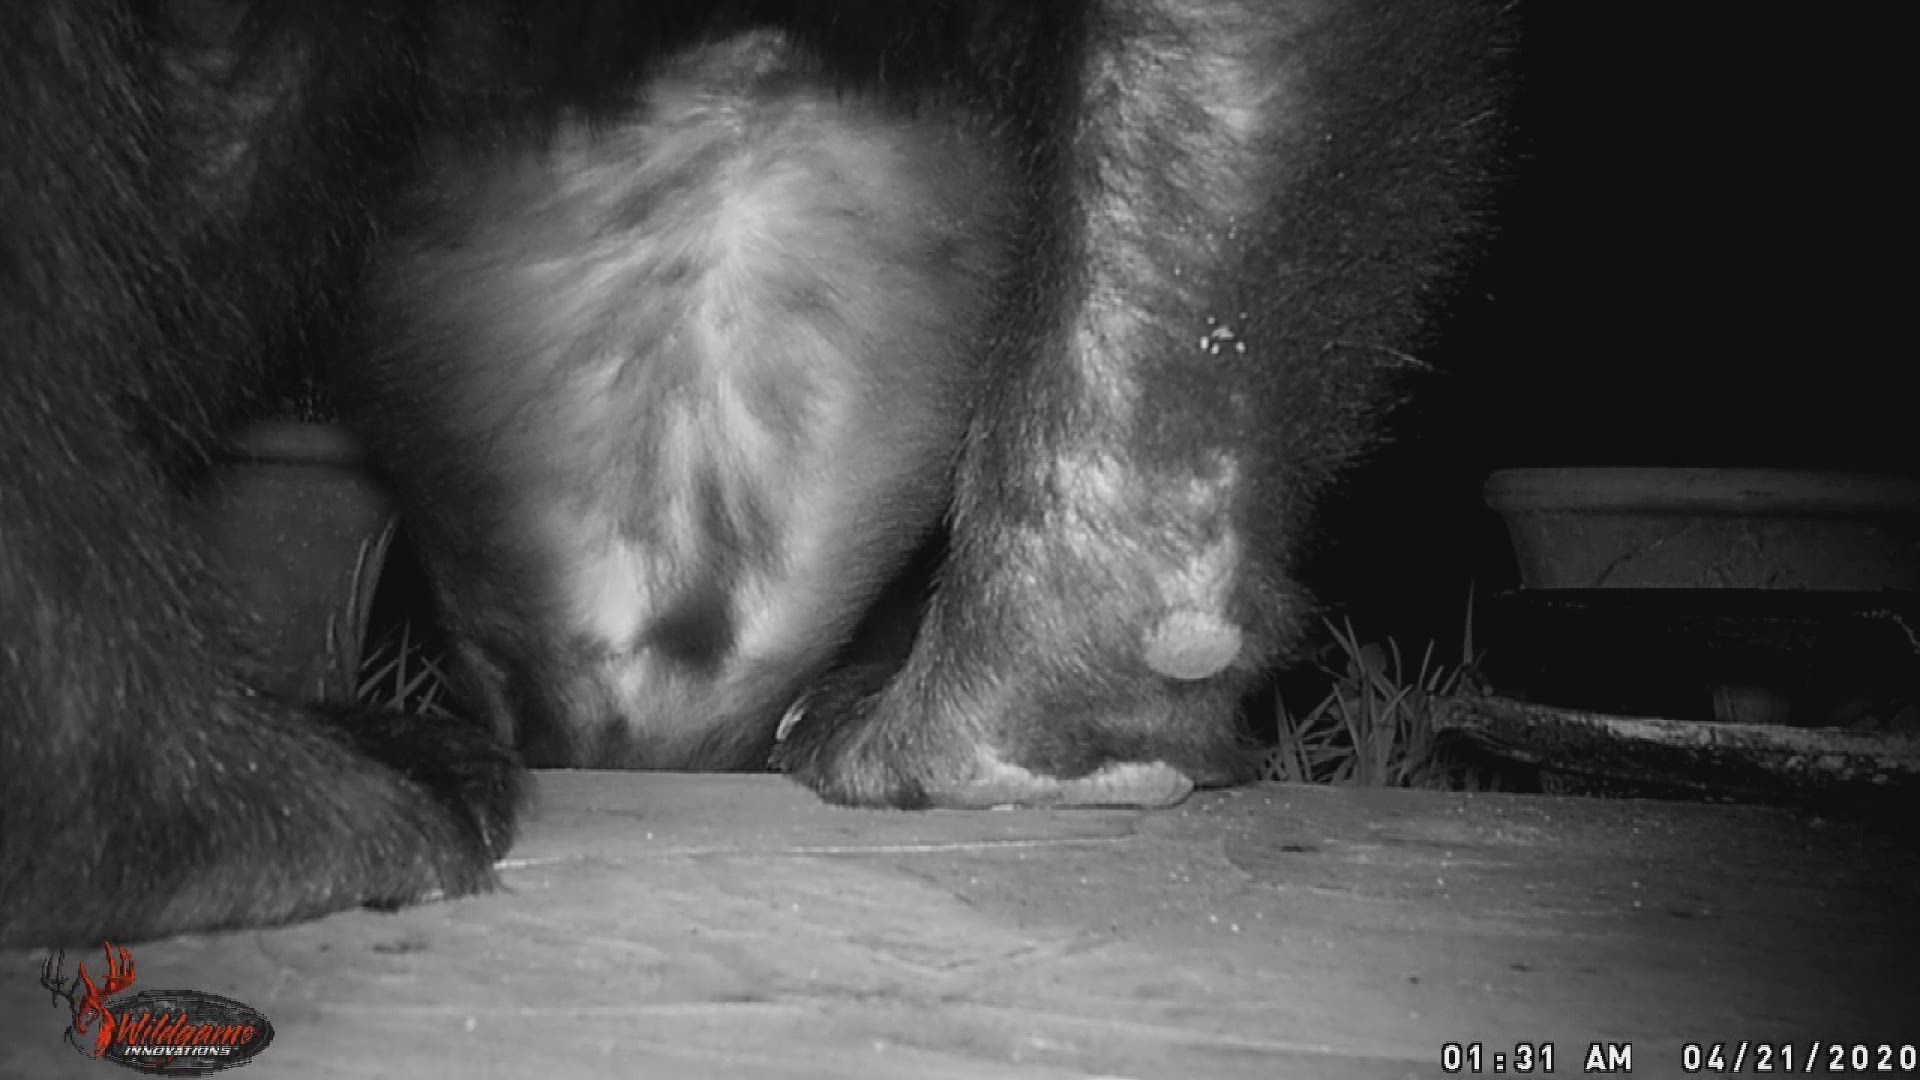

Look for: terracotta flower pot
[1484,468,1920,591]
[196,421,396,700]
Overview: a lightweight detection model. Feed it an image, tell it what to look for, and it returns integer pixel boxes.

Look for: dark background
[1321,8,1909,651]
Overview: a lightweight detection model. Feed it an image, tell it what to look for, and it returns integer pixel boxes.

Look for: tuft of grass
[316,518,455,717]
[1264,598,1498,790]
[316,518,396,704]
[355,620,459,719]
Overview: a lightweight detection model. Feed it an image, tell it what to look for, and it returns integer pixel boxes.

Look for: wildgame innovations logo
[39,943,276,1074]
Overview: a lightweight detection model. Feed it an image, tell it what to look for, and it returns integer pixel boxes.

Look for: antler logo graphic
[35,942,278,1073]
[40,942,138,1058]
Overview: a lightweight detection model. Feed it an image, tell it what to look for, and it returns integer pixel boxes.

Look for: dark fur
[773,0,1514,806]
[0,1,522,948]
[0,0,1511,946]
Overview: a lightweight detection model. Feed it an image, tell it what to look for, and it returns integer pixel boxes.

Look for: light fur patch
[549,522,655,647]
[1143,610,1243,680]
[1038,448,1246,679]
[932,754,1197,809]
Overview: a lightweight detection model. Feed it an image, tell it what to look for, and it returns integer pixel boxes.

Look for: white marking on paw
[931,755,1195,809]
[1143,609,1243,680]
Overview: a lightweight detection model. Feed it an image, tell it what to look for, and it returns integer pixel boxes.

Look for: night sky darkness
[1319,8,1908,646]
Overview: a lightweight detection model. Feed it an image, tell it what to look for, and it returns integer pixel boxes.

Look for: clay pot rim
[1485,468,1920,515]
[222,420,366,468]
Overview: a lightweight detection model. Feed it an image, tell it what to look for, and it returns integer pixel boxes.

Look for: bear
[355,28,1020,774]
[0,0,1513,947]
